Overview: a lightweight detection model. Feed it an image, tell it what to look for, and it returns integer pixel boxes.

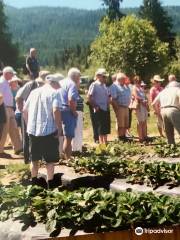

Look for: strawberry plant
[154,139,180,158]
[127,162,180,189]
[0,185,179,237]
[95,141,146,157]
[70,156,180,189]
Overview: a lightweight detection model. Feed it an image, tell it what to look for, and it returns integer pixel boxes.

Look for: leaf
[158,217,167,225]
[49,228,61,238]
[45,219,57,232]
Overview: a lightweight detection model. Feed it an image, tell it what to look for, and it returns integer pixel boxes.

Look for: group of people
[1,47,180,188]
[87,69,180,145]
[0,60,84,188]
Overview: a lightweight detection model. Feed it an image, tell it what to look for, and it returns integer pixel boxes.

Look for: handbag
[129,98,139,110]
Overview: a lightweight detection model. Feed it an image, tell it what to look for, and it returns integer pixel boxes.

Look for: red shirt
[150,86,163,103]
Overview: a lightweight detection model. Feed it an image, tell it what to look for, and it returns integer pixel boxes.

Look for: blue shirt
[88,80,109,111]
[110,82,131,107]
[24,84,61,136]
[58,78,79,111]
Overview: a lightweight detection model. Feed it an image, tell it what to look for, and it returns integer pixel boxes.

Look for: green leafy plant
[0,185,179,237]
[154,143,180,158]
[95,141,146,157]
[70,156,180,189]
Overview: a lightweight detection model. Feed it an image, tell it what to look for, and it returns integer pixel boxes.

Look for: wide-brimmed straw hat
[151,75,164,83]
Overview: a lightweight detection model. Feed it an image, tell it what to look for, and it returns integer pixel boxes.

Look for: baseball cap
[96,68,109,77]
[54,73,64,81]
[3,66,16,75]
[45,74,61,83]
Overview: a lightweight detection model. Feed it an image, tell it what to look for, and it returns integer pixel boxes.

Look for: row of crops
[0,185,179,237]
[0,139,179,237]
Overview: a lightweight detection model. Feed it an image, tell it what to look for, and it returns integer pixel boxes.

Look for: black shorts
[29,132,59,163]
[95,109,111,135]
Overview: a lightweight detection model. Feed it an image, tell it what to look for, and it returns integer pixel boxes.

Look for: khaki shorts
[117,106,129,128]
[136,104,148,123]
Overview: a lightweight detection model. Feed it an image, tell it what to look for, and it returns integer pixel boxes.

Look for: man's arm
[110,97,119,113]
[87,83,99,111]
[68,99,78,117]
[152,94,160,114]
[53,107,62,136]
[22,92,32,124]
[68,84,79,116]
[26,57,33,76]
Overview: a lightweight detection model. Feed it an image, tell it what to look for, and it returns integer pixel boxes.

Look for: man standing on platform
[26,48,40,79]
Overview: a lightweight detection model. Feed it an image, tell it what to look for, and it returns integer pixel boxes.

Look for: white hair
[30,48,36,54]
[68,68,81,79]
[168,74,176,82]
[116,72,126,81]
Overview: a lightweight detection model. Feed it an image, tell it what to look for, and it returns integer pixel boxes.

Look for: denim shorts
[61,111,77,138]
[15,112,22,127]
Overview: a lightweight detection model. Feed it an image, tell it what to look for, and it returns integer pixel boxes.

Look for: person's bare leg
[63,137,72,159]
[137,122,143,142]
[99,135,104,144]
[118,127,125,137]
[46,163,54,181]
[142,121,147,140]
[30,161,39,178]
[158,126,164,137]
[104,135,107,144]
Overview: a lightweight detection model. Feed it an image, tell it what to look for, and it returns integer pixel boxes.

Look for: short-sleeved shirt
[153,86,180,109]
[16,80,38,102]
[88,80,109,111]
[110,82,131,107]
[0,76,13,107]
[58,78,79,111]
[26,56,39,76]
[24,84,61,136]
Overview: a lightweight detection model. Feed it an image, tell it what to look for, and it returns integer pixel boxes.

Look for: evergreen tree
[139,0,176,57]
[0,0,19,67]
[102,0,124,20]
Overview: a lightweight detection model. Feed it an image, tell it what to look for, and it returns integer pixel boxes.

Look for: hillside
[5,5,180,66]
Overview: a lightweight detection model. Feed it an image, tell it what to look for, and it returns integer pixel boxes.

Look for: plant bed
[0,185,179,238]
[95,141,147,157]
[0,220,179,240]
[154,139,180,158]
[68,157,180,190]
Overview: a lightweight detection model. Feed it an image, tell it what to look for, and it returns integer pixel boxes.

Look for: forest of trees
[4,4,180,69]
